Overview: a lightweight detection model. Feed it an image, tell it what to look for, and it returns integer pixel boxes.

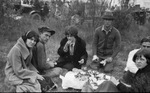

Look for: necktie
[70,44,74,55]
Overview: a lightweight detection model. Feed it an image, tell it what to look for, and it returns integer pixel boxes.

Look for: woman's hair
[22,30,39,43]
[64,25,78,37]
[133,48,150,64]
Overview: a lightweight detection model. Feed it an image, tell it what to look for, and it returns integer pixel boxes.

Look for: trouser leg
[103,62,114,73]
[96,81,120,92]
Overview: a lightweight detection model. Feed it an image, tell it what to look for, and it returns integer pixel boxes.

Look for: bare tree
[119,0,130,10]
[108,0,113,8]
[0,0,4,25]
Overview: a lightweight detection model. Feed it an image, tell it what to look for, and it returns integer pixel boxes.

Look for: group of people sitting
[4,9,150,92]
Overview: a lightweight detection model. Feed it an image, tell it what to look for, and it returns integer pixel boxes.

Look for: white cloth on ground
[59,68,111,90]
[60,71,88,89]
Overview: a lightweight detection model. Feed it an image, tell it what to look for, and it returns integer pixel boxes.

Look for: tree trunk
[0,0,4,25]
[91,0,96,27]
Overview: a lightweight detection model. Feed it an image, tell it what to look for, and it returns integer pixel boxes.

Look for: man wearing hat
[91,9,121,73]
[31,26,62,91]
[56,25,88,71]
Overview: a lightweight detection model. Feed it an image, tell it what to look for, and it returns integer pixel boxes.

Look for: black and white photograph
[0,0,150,92]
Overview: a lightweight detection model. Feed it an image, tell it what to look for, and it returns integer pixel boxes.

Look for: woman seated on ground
[96,48,150,92]
[55,25,88,71]
[4,31,44,92]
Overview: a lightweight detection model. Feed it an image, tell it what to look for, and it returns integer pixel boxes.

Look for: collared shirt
[70,42,75,47]
[102,25,112,34]
[69,42,75,55]
[92,26,121,59]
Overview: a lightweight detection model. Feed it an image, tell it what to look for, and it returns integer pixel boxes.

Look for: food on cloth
[60,68,111,90]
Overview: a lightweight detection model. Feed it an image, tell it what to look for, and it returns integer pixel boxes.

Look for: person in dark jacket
[91,9,121,73]
[122,36,150,85]
[32,26,62,76]
[108,48,150,92]
[56,25,88,71]
[31,26,62,91]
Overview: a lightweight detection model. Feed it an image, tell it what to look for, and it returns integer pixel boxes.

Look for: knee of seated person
[63,63,74,71]
[96,81,119,92]
[52,67,63,77]
[102,81,113,85]
[104,68,113,73]
[53,67,62,72]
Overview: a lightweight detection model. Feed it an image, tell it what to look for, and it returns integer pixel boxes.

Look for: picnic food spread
[60,68,111,90]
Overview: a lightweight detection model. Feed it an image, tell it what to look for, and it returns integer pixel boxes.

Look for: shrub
[113,10,131,33]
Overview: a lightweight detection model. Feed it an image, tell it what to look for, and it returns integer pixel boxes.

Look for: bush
[113,10,131,33]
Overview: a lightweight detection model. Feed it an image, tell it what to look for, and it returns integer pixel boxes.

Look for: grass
[0,15,149,92]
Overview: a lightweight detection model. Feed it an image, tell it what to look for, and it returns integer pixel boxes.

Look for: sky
[108,0,150,8]
[43,0,150,8]
[135,0,150,8]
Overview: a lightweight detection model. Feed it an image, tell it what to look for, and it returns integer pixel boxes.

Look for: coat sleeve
[116,82,133,92]
[80,39,88,64]
[36,43,51,70]
[9,48,38,80]
[57,38,68,56]
[92,29,99,56]
[111,30,121,59]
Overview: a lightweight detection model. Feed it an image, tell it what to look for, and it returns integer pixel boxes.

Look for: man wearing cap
[56,25,88,71]
[31,26,62,91]
[91,9,121,73]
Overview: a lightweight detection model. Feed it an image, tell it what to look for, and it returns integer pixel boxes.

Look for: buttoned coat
[57,36,88,69]
[5,37,41,92]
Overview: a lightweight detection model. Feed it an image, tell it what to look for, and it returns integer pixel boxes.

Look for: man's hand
[81,66,87,70]
[47,58,57,67]
[105,57,113,63]
[63,40,72,52]
[100,60,106,66]
[92,55,99,62]
[37,74,44,81]
[48,61,55,67]
[47,58,50,62]
[110,76,119,86]
[66,40,72,45]
[78,59,84,64]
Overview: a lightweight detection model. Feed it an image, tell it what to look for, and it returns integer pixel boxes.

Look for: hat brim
[38,28,55,35]
[102,17,114,20]
[102,15,114,20]
[46,30,55,35]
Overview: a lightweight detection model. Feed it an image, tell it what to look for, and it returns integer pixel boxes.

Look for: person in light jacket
[5,31,44,92]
